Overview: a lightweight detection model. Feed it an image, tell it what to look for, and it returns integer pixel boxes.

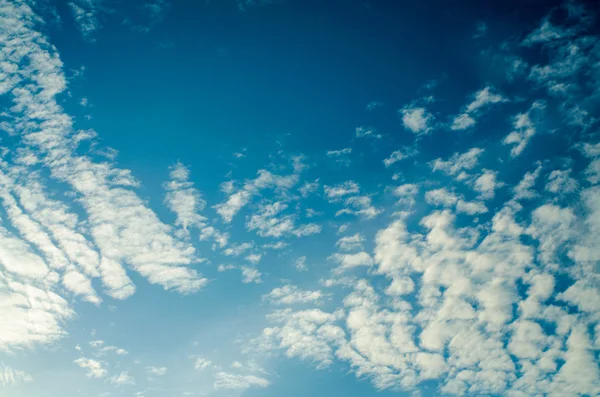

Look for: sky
[0,0,599,396]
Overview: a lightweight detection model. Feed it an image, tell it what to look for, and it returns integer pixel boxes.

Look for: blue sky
[0,0,599,396]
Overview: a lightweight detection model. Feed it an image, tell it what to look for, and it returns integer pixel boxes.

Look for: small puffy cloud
[355,126,381,139]
[329,251,373,271]
[399,105,434,134]
[0,364,32,387]
[326,148,351,157]
[450,113,475,130]
[294,256,307,271]
[425,188,458,207]
[74,358,107,378]
[383,146,418,168]
[241,266,262,284]
[327,148,352,166]
[110,371,135,386]
[194,356,212,371]
[431,147,484,176]
[393,183,420,208]
[514,166,542,200]
[451,87,506,130]
[147,366,168,376]
[336,196,382,219]
[545,169,578,193]
[503,101,545,157]
[336,233,365,251]
[222,242,253,257]
[68,0,100,40]
[263,285,326,305]
[299,179,319,197]
[324,181,360,201]
[163,162,207,234]
[214,372,270,390]
[245,253,262,264]
[522,17,575,47]
[473,169,502,199]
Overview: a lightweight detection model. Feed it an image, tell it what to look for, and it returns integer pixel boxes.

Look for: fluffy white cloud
[146,366,168,376]
[355,126,381,139]
[214,372,270,390]
[246,201,321,238]
[545,169,578,193]
[473,169,502,199]
[328,252,373,271]
[431,148,484,176]
[399,105,434,134]
[336,195,382,219]
[193,356,212,371]
[74,357,107,378]
[324,181,360,201]
[513,166,542,200]
[336,233,365,251]
[215,163,302,223]
[110,371,135,385]
[68,0,100,40]
[0,364,32,387]
[383,146,418,168]
[241,266,262,284]
[164,162,207,234]
[263,285,326,305]
[503,101,545,157]
[451,87,506,130]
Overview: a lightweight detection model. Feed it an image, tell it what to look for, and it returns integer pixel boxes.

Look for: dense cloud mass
[0,0,599,396]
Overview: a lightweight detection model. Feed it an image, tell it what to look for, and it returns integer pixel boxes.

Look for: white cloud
[425,188,458,207]
[0,363,32,387]
[473,169,502,199]
[214,372,270,390]
[503,101,545,157]
[324,181,360,201]
[246,201,321,238]
[194,356,212,371]
[335,233,365,251]
[326,147,352,157]
[522,17,574,47]
[383,146,418,168]
[74,357,107,378]
[215,167,302,223]
[68,0,100,40]
[299,179,319,197]
[241,266,262,284]
[431,148,484,176]
[250,308,345,368]
[336,195,382,219]
[451,87,506,130]
[425,188,487,215]
[393,184,419,208]
[245,253,262,264]
[223,242,253,257]
[328,252,373,271]
[164,162,207,234]
[294,256,307,271]
[146,366,168,376]
[110,371,135,385]
[450,113,475,130]
[355,126,381,139]
[545,169,578,193]
[399,105,434,134]
[263,285,326,305]
[514,166,541,200]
